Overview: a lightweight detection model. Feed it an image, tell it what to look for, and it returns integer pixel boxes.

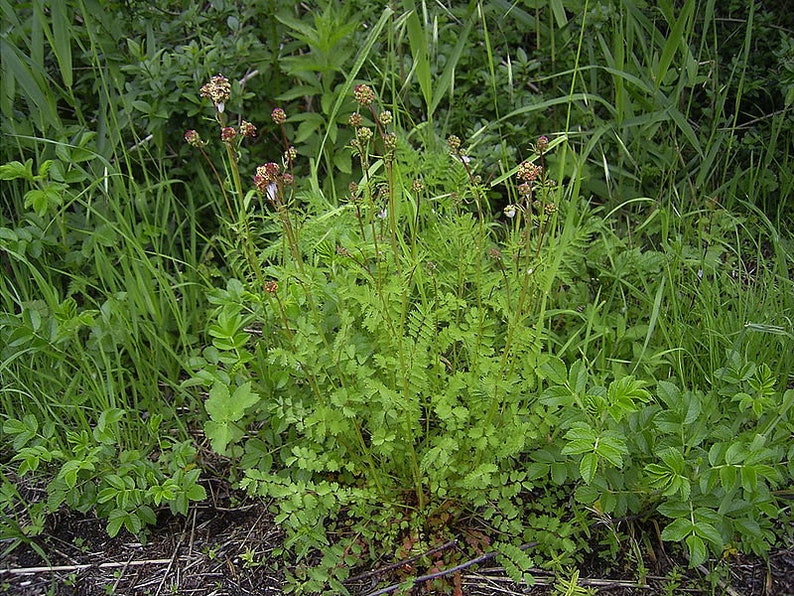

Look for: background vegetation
[2,0,793,593]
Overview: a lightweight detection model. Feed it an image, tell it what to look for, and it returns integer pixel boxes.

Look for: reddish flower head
[240,120,257,138]
[271,108,286,125]
[184,129,206,147]
[517,160,542,182]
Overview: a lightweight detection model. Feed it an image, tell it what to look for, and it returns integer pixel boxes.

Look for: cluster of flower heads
[253,109,298,202]
[186,74,259,146]
[220,121,257,143]
[347,84,397,161]
[253,161,294,202]
[186,74,301,205]
[504,135,557,220]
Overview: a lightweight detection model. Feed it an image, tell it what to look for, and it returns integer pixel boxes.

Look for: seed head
[517,160,542,182]
[240,120,257,138]
[353,84,376,106]
[221,126,237,142]
[447,135,461,152]
[411,179,424,193]
[348,113,363,127]
[254,163,281,193]
[184,129,206,147]
[356,127,373,142]
[382,132,397,151]
[536,135,549,153]
[378,110,393,126]
[283,146,297,166]
[256,162,281,182]
[264,280,278,294]
[271,108,287,125]
[200,74,231,106]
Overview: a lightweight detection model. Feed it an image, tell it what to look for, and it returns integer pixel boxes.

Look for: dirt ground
[2,480,793,596]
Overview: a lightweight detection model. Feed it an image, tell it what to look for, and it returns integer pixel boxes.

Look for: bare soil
[2,480,793,596]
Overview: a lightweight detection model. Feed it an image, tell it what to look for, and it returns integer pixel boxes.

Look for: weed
[1,2,792,593]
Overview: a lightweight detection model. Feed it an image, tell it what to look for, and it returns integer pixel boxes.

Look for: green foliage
[204,381,260,455]
[1,1,793,592]
[3,411,206,538]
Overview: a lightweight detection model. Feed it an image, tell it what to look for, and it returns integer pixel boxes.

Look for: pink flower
[271,108,286,125]
[240,120,257,138]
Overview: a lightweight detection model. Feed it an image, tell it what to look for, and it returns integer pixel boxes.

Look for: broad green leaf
[205,382,259,423]
[686,534,707,567]
[659,447,685,471]
[740,466,758,493]
[656,380,681,407]
[661,518,694,542]
[0,159,35,181]
[106,510,126,537]
[568,360,588,395]
[186,483,207,502]
[683,391,702,425]
[695,521,723,547]
[550,462,567,485]
[4,415,38,450]
[562,425,597,456]
[204,420,236,455]
[105,474,127,492]
[719,465,738,491]
[724,442,746,466]
[579,453,599,484]
[539,356,568,386]
[124,511,142,535]
[596,435,626,468]
[657,500,691,519]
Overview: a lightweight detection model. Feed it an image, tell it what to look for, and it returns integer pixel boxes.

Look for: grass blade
[429,5,476,117]
[402,0,432,115]
[654,0,695,90]
[50,1,74,89]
